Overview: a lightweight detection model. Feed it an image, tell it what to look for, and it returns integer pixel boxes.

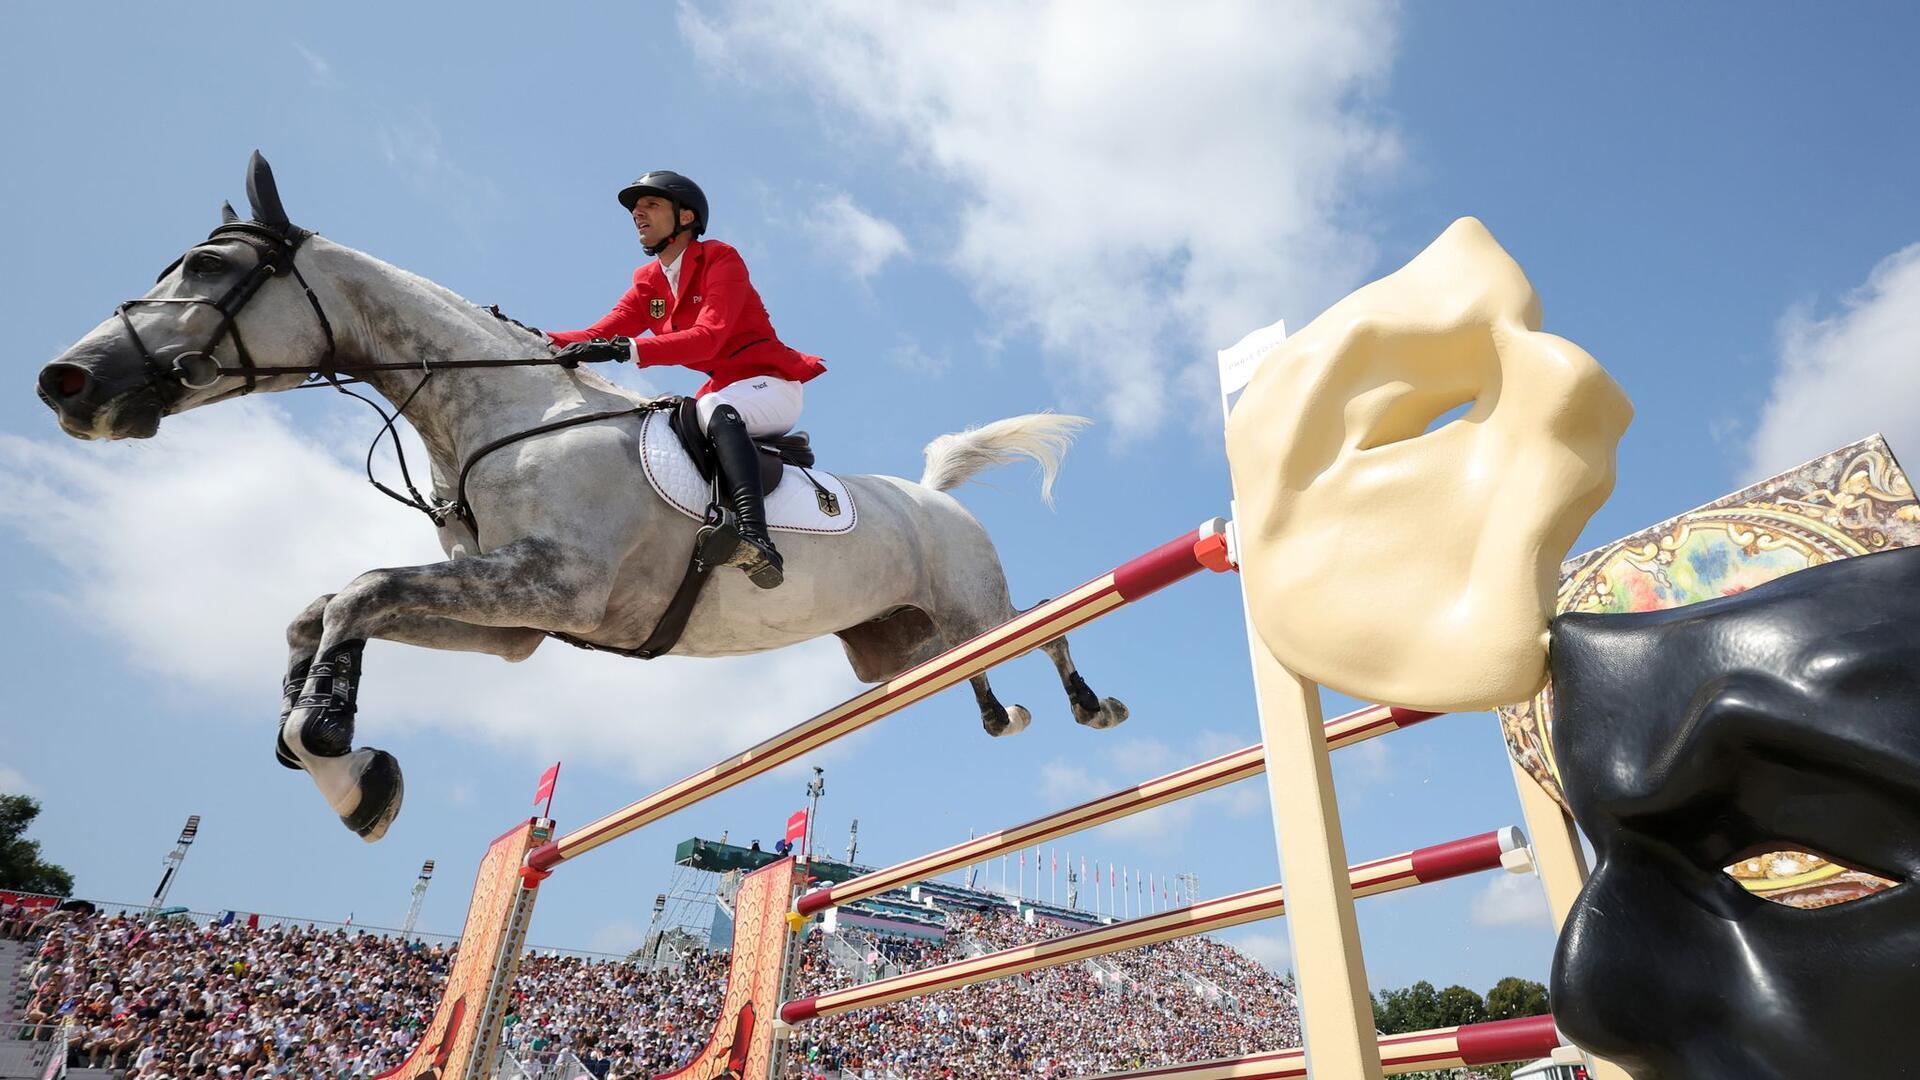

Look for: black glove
[553,337,632,369]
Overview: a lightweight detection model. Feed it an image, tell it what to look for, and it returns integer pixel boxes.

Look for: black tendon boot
[283,640,367,761]
[707,405,785,589]
[274,657,313,769]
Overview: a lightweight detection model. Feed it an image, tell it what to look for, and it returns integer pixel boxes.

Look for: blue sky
[6,2,1920,997]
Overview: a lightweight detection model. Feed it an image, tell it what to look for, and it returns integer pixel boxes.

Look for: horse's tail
[920,413,1092,506]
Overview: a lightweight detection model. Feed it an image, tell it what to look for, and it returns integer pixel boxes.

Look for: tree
[1374,975,1548,1080]
[1486,976,1550,1020]
[0,794,74,897]
[1373,979,1442,1033]
[1435,984,1487,1028]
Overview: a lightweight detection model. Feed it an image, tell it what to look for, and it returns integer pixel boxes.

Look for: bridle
[119,221,336,397]
[114,220,654,537]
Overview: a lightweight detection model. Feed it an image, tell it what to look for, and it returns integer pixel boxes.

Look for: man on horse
[547,171,825,589]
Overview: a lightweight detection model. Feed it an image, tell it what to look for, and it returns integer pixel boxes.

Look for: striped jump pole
[1089,1015,1565,1079]
[526,520,1235,872]
[779,827,1526,1024]
[795,702,1441,917]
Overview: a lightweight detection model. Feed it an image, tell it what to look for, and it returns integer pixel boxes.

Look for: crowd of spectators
[9,900,1321,1079]
[783,906,1305,1077]
[17,909,447,1079]
[2,897,61,941]
[499,951,729,1077]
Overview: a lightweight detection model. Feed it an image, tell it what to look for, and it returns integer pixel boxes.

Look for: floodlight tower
[401,859,435,935]
[147,815,200,912]
[1178,871,1200,905]
[803,767,826,868]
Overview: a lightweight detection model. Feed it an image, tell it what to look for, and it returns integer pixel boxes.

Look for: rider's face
[631,197,689,249]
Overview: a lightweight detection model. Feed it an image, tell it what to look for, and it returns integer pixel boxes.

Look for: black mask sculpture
[1549,544,1920,1080]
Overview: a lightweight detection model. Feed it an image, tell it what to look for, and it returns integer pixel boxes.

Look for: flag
[533,762,561,808]
[785,809,809,849]
[216,911,236,927]
[344,912,354,927]
[247,913,260,929]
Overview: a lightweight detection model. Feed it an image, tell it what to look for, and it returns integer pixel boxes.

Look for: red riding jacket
[547,239,826,396]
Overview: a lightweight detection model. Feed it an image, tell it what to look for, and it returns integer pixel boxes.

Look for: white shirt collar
[660,249,685,296]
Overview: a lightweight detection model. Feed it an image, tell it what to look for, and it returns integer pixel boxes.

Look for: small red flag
[533,762,561,808]
[785,809,809,849]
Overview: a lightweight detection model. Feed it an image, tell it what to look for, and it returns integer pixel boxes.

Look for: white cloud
[1223,928,1292,974]
[0,404,860,791]
[589,920,646,954]
[1469,871,1551,929]
[1339,737,1394,786]
[810,193,909,280]
[0,764,33,796]
[1747,241,1920,479]
[1039,761,1105,805]
[683,0,1402,437]
[886,338,949,377]
[292,44,339,90]
[376,106,503,221]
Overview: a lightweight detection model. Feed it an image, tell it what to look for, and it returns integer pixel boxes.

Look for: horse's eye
[187,252,226,275]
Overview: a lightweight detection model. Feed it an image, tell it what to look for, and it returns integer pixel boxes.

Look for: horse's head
[37,152,334,440]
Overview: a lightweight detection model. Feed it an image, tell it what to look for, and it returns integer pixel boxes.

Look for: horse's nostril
[51,366,88,398]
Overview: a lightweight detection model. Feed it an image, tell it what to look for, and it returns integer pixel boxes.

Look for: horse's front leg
[276,594,548,770]
[283,537,614,841]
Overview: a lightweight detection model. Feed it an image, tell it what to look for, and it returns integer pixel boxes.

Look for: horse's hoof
[339,748,404,842]
[1079,697,1129,730]
[983,704,1031,737]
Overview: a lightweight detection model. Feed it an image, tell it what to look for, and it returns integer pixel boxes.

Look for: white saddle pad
[639,409,857,535]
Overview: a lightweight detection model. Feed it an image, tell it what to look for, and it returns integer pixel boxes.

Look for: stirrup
[731,535,785,589]
[693,508,742,571]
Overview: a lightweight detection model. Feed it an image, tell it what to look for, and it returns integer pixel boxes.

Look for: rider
[547,171,825,590]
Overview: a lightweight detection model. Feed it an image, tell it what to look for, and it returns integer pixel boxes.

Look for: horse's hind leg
[1038,635,1128,730]
[970,674,1031,738]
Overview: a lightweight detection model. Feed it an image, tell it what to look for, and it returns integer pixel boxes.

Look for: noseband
[116,221,337,397]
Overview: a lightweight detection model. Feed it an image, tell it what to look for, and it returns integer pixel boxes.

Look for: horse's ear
[245,150,291,227]
[220,201,240,225]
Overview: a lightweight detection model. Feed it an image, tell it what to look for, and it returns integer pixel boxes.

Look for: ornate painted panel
[1499,435,1918,905]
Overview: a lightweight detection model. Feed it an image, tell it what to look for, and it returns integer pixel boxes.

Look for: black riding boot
[708,405,785,589]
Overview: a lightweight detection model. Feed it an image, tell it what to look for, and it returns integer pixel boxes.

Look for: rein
[121,220,647,539]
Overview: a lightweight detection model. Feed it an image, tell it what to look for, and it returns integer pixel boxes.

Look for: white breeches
[698,376,804,437]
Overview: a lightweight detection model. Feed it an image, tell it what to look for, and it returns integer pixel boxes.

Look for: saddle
[664,395,815,494]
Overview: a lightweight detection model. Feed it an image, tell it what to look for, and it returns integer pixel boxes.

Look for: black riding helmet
[618,171,707,256]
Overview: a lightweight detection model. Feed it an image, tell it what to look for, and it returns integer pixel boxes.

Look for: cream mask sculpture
[1225,217,1632,712]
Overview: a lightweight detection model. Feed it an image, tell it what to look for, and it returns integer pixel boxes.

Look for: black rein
[123,221,648,540]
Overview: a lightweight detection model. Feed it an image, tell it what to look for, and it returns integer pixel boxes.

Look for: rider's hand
[553,337,632,369]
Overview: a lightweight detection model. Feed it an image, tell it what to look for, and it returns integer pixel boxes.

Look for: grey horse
[34,154,1127,842]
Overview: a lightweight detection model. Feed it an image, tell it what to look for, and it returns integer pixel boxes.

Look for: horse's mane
[326,236,553,354]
